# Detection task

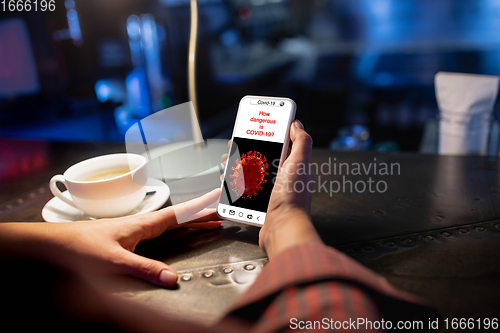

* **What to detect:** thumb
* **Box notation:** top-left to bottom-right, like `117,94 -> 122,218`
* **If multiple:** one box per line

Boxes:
118,250 -> 178,287
288,119 -> 312,164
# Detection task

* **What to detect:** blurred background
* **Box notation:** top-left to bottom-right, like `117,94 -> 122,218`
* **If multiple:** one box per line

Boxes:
2,0 -> 500,151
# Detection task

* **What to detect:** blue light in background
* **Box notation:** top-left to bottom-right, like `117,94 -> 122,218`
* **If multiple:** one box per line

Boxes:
65,0 -> 83,46
94,79 -> 127,103
126,69 -> 152,119
95,81 -> 111,103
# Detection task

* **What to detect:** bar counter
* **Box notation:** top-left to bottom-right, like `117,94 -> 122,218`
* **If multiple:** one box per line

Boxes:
1,138 -> 499,324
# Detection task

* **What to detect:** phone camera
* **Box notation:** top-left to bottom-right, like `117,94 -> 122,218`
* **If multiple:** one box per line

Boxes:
279,101 -> 285,106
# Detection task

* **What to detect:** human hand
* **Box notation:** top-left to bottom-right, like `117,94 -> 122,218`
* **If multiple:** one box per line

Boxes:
220,120 -> 322,259
0,189 -> 222,287
259,120 -> 322,258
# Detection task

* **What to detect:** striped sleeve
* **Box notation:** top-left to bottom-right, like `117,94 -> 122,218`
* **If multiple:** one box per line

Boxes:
224,243 -> 438,332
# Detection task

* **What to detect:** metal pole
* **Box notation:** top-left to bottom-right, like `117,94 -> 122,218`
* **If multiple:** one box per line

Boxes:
188,0 -> 203,146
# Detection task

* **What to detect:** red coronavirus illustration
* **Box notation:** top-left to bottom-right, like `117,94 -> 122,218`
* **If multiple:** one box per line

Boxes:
230,151 -> 269,199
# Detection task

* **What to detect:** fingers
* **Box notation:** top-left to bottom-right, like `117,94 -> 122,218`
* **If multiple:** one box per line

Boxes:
118,251 -> 178,287
139,189 -> 221,240
220,153 -> 228,182
171,188 -> 221,224
174,209 -> 222,229
288,120 -> 313,164
221,153 -> 228,167
181,221 -> 221,229
181,208 -> 219,223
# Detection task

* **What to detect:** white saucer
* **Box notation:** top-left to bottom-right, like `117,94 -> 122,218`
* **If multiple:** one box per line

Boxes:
42,178 -> 170,223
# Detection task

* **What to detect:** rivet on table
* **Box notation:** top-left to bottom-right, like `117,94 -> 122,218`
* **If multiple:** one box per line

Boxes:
244,264 -> 256,271
362,246 -> 374,252
459,229 -> 467,234
203,271 -> 213,278
425,235 -> 435,241
38,187 -> 46,193
475,227 -> 485,232
441,232 -> 451,237
345,249 -> 355,254
181,274 -> 192,282
403,239 -> 413,244
385,242 -> 395,247
495,224 -> 500,229
223,267 -> 233,274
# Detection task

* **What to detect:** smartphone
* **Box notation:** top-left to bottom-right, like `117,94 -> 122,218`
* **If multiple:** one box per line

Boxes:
217,95 -> 296,227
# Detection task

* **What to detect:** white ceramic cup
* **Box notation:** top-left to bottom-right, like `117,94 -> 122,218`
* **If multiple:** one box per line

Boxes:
49,154 -> 148,218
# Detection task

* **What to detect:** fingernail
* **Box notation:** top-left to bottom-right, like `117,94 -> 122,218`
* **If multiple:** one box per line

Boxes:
159,269 -> 178,285
294,120 -> 304,129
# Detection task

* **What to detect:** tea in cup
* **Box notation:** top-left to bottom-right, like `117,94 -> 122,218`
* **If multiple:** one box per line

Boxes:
49,153 -> 148,218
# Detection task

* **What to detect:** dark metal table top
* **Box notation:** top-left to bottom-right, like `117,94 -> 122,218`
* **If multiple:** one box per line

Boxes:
1,138 -> 499,324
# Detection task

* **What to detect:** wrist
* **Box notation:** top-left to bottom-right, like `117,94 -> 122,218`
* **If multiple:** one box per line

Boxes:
261,208 -> 323,259
0,222 -> 58,261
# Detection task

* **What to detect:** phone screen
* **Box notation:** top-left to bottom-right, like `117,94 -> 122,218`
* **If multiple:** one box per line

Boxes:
218,96 -> 295,226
